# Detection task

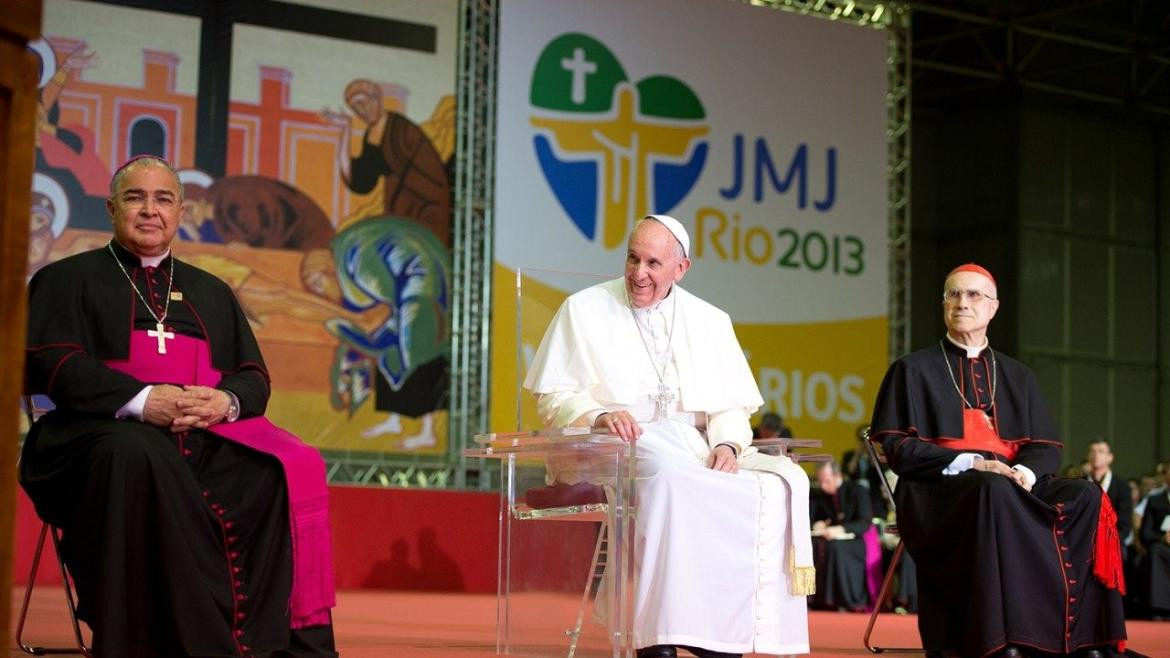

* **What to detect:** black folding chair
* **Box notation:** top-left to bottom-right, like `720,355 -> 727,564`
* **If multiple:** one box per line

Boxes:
15,395 -> 91,656
861,428 -> 919,654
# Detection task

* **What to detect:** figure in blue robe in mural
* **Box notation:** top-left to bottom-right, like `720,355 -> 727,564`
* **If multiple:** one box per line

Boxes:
325,216 -> 451,446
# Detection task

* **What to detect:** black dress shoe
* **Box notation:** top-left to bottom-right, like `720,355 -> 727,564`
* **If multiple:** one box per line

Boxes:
1080,649 -> 1107,658
1000,646 -> 1025,658
679,646 -> 742,658
637,646 -> 677,658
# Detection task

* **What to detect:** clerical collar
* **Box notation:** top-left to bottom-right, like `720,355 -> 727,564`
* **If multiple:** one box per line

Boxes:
139,251 -> 170,268
109,240 -> 171,269
945,333 -> 988,358
1094,470 -> 1113,491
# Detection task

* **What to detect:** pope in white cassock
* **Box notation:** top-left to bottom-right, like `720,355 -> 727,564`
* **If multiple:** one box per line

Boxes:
524,215 -> 813,658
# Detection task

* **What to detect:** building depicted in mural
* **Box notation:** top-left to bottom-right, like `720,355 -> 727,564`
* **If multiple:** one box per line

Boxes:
35,37 -> 198,231
36,37 -> 421,233
44,38 -> 197,169
225,66 -> 409,224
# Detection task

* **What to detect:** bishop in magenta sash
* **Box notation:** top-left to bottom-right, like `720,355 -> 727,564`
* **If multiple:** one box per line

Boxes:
21,156 -> 336,657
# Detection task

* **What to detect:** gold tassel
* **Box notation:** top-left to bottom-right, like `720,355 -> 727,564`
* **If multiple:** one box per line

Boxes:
788,546 -> 816,596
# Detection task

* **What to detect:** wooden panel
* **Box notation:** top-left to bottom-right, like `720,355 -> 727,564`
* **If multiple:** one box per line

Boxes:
1114,367 -> 1158,477
0,2 -> 43,656
1161,133 -> 1170,461
1027,355 -> 1066,441
1067,363 -> 1111,454
1067,116 -> 1111,236
1113,126 -> 1156,242
1019,231 -> 1065,351
1019,107 -> 1066,229
1114,246 -> 1156,364
1068,238 -> 1110,356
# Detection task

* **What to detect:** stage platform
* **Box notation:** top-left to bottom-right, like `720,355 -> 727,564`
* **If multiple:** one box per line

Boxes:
11,588 -> 1170,657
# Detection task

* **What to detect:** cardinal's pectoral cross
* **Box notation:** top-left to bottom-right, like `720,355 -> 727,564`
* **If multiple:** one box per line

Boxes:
653,382 -> 676,420
148,322 -> 174,354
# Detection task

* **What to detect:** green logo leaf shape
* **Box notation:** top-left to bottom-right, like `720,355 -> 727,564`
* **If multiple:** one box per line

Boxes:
531,33 -> 627,112
636,75 -> 705,120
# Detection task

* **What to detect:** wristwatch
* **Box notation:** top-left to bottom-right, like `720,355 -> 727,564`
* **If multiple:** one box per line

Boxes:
224,391 -> 241,423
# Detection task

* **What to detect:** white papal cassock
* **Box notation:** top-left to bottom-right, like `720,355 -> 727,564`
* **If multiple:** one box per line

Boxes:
525,278 -> 812,656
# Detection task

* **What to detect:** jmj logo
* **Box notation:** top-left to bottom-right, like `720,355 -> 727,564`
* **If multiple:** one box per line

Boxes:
529,33 -> 708,249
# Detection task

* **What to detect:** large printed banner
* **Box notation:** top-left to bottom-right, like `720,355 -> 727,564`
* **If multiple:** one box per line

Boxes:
29,0 -> 458,458
493,0 -> 890,456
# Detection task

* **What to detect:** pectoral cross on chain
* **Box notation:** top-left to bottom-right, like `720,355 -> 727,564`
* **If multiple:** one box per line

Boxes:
653,383 -> 676,420
148,322 -> 174,354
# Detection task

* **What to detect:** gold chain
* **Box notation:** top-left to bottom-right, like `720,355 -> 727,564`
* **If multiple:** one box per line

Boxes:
107,241 -> 174,326
939,340 -> 996,411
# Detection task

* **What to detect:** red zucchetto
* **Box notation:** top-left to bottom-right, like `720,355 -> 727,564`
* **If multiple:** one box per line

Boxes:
947,263 -> 996,287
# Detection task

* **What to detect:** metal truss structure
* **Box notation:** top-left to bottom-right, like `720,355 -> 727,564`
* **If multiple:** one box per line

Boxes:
449,0 -> 499,490
323,0 -> 499,490
888,6 -> 914,361
910,1 -> 1170,117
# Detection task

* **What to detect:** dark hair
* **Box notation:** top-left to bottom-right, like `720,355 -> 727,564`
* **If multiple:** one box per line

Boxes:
109,155 -> 182,201
1087,437 -> 1112,451
760,412 -> 782,432
817,460 -> 842,476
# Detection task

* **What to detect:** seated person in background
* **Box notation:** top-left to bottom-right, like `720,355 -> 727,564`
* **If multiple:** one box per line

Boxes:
1127,477 -> 1141,511
1137,466 -> 1170,620
868,263 -> 1125,658
809,460 -> 873,612
842,425 -> 889,519
1139,472 -> 1163,501
1135,461 -> 1170,543
756,410 -> 793,439
525,215 -> 813,658
21,156 -> 336,657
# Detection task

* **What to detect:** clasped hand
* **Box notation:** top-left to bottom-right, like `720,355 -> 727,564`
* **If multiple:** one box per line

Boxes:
143,385 -> 231,432
592,411 -> 738,473
811,520 -> 847,540
974,456 -> 1032,491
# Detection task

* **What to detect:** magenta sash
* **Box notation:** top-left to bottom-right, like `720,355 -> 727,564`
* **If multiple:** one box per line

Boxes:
105,331 -> 334,628
862,525 -> 882,611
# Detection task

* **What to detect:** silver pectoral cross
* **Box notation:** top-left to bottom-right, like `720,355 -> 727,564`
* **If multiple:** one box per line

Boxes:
654,383 -> 676,420
148,322 -> 174,354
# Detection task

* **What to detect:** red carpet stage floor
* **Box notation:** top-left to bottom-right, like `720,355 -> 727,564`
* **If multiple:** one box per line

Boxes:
11,588 -> 1170,657
11,487 -> 1170,656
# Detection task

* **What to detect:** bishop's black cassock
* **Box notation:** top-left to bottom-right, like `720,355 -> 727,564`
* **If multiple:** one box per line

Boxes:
808,479 -> 873,611
869,338 -> 1126,657
22,242 -> 335,657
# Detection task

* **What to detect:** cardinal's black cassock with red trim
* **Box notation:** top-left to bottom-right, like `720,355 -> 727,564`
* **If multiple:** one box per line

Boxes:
869,338 -> 1126,657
